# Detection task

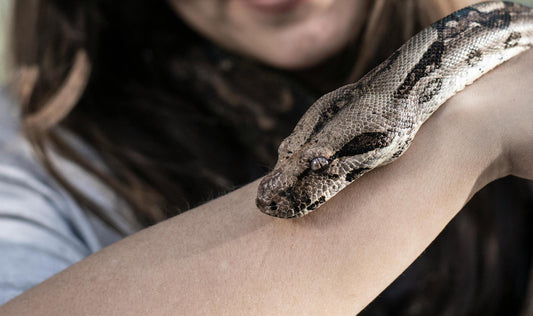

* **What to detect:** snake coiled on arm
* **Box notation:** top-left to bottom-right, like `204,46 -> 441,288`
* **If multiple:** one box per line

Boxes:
256,1 -> 533,218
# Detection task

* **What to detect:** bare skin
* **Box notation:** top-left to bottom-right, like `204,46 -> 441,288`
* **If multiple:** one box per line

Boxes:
1,43 -> 532,315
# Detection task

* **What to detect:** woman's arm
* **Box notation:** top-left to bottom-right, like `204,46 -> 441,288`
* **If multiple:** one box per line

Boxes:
1,49 -> 532,315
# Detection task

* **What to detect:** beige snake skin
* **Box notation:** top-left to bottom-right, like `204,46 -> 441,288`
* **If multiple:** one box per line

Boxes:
256,1 -> 533,218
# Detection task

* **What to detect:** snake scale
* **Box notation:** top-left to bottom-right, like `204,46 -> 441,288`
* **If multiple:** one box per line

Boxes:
256,1 -> 533,218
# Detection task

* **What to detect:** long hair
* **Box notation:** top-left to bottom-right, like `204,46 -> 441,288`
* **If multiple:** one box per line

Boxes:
10,0 -> 444,230
9,0 -> 533,314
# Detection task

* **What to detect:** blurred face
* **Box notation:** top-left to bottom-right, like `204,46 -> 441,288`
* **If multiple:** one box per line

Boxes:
169,0 -> 371,69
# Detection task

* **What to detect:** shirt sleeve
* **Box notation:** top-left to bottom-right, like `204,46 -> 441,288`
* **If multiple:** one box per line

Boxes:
0,90 -> 137,305
0,159 -> 92,305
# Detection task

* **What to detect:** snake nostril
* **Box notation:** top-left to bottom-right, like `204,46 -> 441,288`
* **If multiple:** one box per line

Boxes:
269,202 -> 278,211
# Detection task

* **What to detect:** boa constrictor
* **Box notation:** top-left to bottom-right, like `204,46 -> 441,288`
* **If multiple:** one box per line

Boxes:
256,1 -> 533,218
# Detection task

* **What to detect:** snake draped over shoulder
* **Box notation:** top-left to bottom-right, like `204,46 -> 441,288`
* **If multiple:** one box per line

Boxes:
256,1 -> 533,218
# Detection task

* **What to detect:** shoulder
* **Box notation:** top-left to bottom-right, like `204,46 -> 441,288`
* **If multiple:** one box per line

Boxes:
0,88 -> 138,304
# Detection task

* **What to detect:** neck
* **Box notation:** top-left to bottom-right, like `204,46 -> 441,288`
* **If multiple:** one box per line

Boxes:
291,39 -> 361,95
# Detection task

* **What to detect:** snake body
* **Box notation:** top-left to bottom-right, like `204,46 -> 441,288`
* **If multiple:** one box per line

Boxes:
256,1 -> 533,218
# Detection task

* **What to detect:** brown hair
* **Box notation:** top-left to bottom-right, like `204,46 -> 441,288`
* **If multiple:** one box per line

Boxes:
10,0 -> 447,231
13,0 -> 202,231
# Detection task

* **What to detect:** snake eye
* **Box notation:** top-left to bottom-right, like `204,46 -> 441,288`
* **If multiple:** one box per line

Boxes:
310,157 -> 329,171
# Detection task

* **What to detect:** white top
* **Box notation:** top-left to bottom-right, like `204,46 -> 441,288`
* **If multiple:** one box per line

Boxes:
0,89 -> 140,304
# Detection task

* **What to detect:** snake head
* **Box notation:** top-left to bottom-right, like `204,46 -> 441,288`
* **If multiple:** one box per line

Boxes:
256,129 -> 405,218
256,170 -> 334,219
256,146 -> 330,218
256,145 -> 380,218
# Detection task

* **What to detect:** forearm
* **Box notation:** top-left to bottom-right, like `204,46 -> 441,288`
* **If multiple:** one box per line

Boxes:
0,105 -> 497,316
2,50 -> 530,316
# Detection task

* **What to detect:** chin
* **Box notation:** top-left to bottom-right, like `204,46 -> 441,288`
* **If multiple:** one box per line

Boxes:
256,45 -> 342,70
173,0 -> 368,70
229,0 -> 367,70
253,30 -> 353,70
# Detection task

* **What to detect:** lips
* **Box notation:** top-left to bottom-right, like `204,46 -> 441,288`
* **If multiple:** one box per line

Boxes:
240,0 -> 307,14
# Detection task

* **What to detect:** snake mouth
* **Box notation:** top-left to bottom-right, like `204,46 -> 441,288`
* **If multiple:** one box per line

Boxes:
256,186 -> 312,218
256,195 -> 305,218
256,168 -> 302,218
256,180 -> 325,218
255,196 -> 278,215
256,197 -> 309,218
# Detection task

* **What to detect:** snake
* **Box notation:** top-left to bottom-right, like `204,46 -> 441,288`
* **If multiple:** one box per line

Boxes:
256,1 -> 533,218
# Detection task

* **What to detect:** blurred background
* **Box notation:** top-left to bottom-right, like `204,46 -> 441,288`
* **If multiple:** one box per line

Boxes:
0,0 -> 11,85
0,0 -> 532,85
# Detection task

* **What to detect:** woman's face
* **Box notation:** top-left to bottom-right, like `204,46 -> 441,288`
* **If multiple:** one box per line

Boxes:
169,0 -> 371,69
